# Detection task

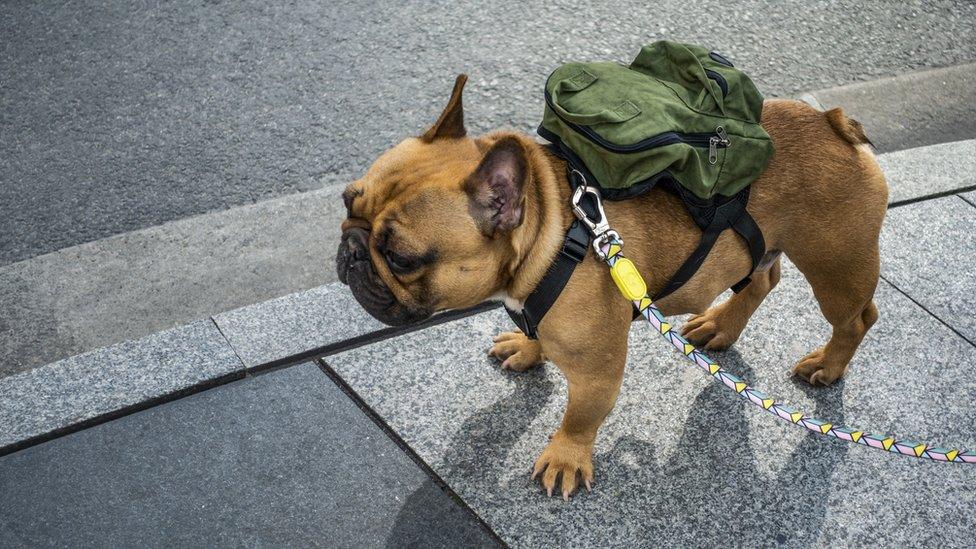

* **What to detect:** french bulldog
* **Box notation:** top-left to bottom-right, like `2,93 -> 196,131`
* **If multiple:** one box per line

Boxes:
336,74 -> 887,499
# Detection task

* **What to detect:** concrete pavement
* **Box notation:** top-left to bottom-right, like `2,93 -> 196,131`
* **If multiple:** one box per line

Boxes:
3,4 -> 976,541
3,0 -> 975,265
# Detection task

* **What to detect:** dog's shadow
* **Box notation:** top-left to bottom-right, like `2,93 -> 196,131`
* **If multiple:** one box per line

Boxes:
387,348 -> 847,546
606,348 -> 850,546
385,367 -> 555,548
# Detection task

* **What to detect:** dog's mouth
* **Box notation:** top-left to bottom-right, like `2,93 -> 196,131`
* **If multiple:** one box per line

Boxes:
336,228 -> 431,326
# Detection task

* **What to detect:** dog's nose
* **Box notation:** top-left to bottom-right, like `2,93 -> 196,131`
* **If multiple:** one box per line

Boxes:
336,226 -> 371,285
346,227 -> 370,262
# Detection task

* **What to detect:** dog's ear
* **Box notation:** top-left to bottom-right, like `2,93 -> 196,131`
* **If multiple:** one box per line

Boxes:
421,74 -> 467,142
464,136 -> 527,237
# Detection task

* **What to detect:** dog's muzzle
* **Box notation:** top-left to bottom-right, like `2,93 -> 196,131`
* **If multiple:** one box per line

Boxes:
336,227 -> 430,326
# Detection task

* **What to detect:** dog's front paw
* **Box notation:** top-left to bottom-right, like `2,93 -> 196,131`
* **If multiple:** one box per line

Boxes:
488,330 -> 544,372
532,433 -> 594,501
680,305 -> 745,351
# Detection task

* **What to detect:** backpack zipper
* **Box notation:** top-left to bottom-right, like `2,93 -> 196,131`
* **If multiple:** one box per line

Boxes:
544,89 -> 731,157
709,126 -> 731,165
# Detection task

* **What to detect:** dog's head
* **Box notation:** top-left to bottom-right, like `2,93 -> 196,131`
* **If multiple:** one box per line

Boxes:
336,75 -> 536,325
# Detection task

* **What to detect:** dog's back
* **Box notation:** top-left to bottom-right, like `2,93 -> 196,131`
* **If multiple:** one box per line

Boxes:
753,99 -> 888,243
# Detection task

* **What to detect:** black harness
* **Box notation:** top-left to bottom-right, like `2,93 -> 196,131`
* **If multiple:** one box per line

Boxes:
505,144 -> 766,339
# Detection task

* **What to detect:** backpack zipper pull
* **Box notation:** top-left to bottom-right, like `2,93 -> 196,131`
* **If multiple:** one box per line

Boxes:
708,126 -> 731,165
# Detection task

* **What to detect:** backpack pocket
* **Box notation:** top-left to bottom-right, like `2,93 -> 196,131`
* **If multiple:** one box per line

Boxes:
548,68 -> 641,126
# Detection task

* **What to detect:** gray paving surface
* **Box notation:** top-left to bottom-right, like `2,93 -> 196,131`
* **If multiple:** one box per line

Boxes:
328,260 -> 976,544
962,190 -> 976,207
0,320 -> 242,453
0,362 -> 499,548
213,282 -> 386,369
0,184 -> 345,375
878,139 -> 976,204
812,64 -> 976,153
881,195 -> 976,343
3,0 -> 976,265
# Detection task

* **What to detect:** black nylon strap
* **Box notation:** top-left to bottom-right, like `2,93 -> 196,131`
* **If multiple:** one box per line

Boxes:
653,218 -> 727,300
654,189 -> 765,301
728,209 -> 766,292
505,220 -> 589,339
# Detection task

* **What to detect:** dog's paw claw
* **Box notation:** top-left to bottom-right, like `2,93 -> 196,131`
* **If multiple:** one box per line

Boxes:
792,347 -> 845,386
532,435 -> 593,502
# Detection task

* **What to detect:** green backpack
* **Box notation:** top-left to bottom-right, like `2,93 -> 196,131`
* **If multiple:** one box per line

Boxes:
539,41 -> 773,200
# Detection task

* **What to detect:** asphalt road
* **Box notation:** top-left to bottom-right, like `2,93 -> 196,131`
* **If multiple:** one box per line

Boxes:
2,0 -> 975,266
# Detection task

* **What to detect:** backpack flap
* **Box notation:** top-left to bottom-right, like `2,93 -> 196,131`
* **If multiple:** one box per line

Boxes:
630,41 -> 728,115
629,41 -> 765,124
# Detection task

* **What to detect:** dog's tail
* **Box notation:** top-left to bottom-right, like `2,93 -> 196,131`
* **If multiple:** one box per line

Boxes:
824,107 -> 873,147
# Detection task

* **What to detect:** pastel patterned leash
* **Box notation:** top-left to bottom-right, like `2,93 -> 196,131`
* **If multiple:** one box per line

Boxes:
596,234 -> 976,463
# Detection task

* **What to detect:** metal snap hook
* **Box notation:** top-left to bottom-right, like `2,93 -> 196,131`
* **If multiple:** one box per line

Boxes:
569,177 -> 620,259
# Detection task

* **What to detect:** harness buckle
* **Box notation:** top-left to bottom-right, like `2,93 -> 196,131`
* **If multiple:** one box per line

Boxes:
570,173 -> 620,259
560,221 -> 590,262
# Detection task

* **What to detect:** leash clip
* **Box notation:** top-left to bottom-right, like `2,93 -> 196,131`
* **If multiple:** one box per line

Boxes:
570,173 -> 619,259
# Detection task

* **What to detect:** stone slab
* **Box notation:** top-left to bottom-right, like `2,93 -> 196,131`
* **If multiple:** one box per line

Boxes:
214,281 -> 496,370
962,190 -> 976,208
0,362 -> 499,548
879,139 -> 976,204
0,181 -> 349,379
880,195 -> 976,344
0,320 -> 243,454
212,282 -> 388,369
328,261 -> 976,547
810,63 -> 976,153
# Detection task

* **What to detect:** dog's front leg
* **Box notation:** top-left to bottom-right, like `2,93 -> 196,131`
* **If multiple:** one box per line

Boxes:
532,339 -> 626,500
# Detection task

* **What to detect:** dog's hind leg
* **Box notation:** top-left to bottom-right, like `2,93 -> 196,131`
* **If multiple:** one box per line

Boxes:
766,107 -> 887,386
681,255 -> 782,350
789,247 -> 880,386
783,217 -> 882,386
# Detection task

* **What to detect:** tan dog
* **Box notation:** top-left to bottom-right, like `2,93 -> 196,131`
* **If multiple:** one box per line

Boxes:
336,74 -> 887,499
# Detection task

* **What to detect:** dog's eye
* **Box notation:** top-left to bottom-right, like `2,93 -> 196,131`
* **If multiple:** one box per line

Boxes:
384,250 -> 416,274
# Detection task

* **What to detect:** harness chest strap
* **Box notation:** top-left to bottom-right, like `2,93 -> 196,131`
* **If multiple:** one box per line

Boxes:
505,220 -> 589,338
